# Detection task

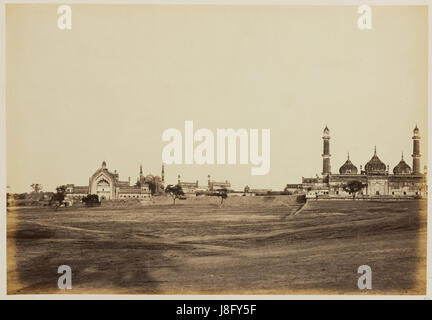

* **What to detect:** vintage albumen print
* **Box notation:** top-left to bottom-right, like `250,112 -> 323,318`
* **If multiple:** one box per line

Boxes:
5,4 -> 428,295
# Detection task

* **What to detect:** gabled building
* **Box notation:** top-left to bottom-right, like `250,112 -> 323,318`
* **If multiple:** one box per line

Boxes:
66,161 -> 163,201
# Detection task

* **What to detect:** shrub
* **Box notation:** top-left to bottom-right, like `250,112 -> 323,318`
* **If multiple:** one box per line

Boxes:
82,194 -> 101,207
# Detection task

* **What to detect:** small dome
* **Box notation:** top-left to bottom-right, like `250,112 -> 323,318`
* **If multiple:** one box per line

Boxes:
339,153 -> 358,174
365,147 -> 386,175
102,161 -> 107,168
393,153 -> 411,175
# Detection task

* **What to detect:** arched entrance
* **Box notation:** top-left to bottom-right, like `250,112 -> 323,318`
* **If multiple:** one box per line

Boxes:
96,178 -> 111,200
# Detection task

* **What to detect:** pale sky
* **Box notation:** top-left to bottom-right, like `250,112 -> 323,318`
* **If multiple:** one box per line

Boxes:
6,5 -> 428,193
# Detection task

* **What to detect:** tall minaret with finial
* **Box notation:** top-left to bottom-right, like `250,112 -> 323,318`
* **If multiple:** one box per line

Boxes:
412,125 -> 421,174
161,164 -> 165,184
322,125 -> 331,176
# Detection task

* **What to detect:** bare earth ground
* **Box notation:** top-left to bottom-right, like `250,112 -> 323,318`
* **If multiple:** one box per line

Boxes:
7,196 -> 427,294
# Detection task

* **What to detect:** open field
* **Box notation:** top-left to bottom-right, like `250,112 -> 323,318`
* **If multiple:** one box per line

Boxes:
7,196 -> 427,294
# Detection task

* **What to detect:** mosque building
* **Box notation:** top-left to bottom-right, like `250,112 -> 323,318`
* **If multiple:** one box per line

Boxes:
287,126 -> 427,198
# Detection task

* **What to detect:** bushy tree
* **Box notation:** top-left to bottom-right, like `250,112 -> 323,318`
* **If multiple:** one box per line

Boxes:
165,184 -> 185,205
30,183 -> 42,193
214,188 -> 228,205
342,180 -> 365,199
82,194 -> 101,207
49,185 -> 67,210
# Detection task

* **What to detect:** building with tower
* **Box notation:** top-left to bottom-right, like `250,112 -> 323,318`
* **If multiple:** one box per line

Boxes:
298,126 -> 427,198
207,174 -> 232,191
65,161 -> 166,201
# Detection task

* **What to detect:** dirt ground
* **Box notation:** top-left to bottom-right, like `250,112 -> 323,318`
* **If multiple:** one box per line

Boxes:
7,196 -> 427,295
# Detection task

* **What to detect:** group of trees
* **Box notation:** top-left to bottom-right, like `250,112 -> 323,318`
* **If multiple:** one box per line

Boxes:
46,185 -> 100,209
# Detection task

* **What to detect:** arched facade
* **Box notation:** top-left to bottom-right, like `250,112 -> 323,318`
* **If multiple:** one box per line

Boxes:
66,161 -> 159,201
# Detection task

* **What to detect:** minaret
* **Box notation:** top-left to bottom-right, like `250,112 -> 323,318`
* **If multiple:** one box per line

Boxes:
161,164 -> 165,184
139,164 -> 143,179
177,174 -> 181,184
412,125 -> 421,174
322,126 -> 331,176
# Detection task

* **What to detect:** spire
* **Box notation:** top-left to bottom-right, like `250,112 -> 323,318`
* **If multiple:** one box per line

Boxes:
140,164 -> 143,175
323,125 -> 330,135
347,152 -> 350,160
401,151 -> 404,160
374,145 -> 377,155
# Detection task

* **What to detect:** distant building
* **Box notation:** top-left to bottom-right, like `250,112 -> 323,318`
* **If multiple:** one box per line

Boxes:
175,174 -> 232,194
207,175 -> 231,191
65,161 -> 165,201
177,175 -> 199,194
284,184 -> 303,194
298,126 -> 427,198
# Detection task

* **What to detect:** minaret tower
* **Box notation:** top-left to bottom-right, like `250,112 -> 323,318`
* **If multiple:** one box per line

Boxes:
322,125 -> 331,176
412,125 -> 421,174
161,164 -> 165,184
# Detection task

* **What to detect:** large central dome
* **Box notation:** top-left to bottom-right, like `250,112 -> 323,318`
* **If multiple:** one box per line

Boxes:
365,147 -> 387,175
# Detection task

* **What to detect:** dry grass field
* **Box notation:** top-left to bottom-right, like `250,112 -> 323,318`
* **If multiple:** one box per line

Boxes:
7,196 -> 427,295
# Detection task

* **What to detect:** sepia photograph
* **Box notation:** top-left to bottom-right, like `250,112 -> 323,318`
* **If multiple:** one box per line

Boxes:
2,2 -> 430,297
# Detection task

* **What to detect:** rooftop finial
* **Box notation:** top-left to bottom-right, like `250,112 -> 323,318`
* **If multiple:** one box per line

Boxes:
401,151 -> 404,160
374,145 -> 377,155
347,152 -> 350,160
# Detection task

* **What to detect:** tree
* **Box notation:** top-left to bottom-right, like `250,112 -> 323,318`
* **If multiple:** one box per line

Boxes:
137,179 -> 158,195
30,183 -> 42,193
49,185 -> 67,210
165,184 -> 185,205
215,188 -> 228,205
30,183 -> 44,201
342,180 -> 365,199
82,194 -> 101,207
147,181 -> 157,195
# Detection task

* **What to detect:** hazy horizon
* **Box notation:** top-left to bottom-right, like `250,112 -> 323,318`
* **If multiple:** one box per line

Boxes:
6,5 -> 428,193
